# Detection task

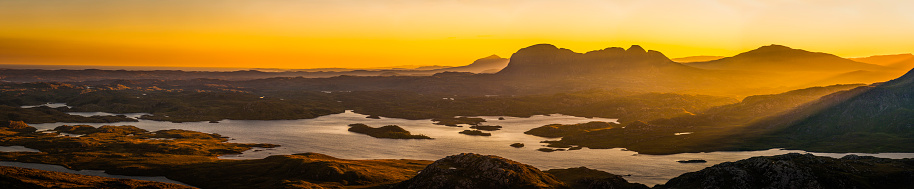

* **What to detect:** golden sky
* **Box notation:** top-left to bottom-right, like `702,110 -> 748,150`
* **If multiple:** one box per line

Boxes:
1,0 -> 913,69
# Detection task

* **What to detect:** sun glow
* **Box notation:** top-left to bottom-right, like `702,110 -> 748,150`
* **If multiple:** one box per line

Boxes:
2,0 -> 913,69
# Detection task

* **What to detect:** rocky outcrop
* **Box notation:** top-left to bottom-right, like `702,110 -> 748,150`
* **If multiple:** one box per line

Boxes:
545,167 -> 649,189
656,153 -> 914,189
397,153 -> 566,189
2,120 -> 36,133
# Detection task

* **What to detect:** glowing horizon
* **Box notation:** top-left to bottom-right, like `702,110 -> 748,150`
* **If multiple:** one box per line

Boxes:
2,0 -> 913,69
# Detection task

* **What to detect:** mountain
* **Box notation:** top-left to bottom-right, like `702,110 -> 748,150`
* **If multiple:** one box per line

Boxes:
492,44 -> 744,94
745,66 -> 914,152
671,55 -> 725,63
497,44 -> 694,76
686,45 -> 885,72
850,53 -> 914,66
432,55 -> 509,73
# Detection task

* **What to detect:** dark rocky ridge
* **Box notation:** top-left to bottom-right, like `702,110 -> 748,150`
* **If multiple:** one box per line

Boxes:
545,167 -> 649,189
656,153 -> 914,189
397,153 -> 567,189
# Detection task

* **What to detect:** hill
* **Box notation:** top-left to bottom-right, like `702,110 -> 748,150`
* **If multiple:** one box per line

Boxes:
686,45 -> 885,72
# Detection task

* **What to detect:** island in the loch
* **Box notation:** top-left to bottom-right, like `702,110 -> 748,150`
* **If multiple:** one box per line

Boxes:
458,130 -> 492,136
347,123 -> 433,139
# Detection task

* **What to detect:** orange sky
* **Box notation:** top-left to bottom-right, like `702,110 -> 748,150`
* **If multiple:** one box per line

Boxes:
1,0 -> 913,69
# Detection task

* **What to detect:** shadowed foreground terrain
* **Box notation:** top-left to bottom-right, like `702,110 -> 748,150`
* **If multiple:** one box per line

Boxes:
0,166 -> 194,189
655,153 -> 914,189
0,123 -> 430,188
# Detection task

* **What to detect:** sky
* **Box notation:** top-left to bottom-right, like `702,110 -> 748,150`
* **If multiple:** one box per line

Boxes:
1,0 -> 913,69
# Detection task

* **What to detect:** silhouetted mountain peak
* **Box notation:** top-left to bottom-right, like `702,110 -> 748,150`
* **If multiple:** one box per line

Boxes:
739,44 -> 809,56
757,44 -> 792,51
687,44 -> 884,72
521,43 -> 561,52
646,50 -> 668,59
480,54 -> 502,59
498,44 -> 689,78
627,45 -> 647,54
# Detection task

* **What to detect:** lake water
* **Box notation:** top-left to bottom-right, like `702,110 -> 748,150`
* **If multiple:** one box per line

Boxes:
22,110 -> 914,186
20,102 -> 70,109
0,146 -> 40,152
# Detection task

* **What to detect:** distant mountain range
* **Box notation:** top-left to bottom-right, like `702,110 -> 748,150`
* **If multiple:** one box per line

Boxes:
1,43 -> 912,97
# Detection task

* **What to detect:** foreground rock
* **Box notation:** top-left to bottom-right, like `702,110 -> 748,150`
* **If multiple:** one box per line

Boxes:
347,123 -> 432,139
545,167 -> 649,189
397,153 -> 566,189
0,166 -> 193,189
3,120 -> 36,133
171,153 -> 431,189
656,153 -> 914,189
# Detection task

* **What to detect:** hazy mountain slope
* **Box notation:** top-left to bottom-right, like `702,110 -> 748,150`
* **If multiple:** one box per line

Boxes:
802,70 -> 907,87
745,67 -> 914,152
850,53 -> 914,66
687,45 -> 885,72
545,84 -> 864,154
671,55 -> 724,63
433,55 -> 508,73
850,53 -> 914,72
